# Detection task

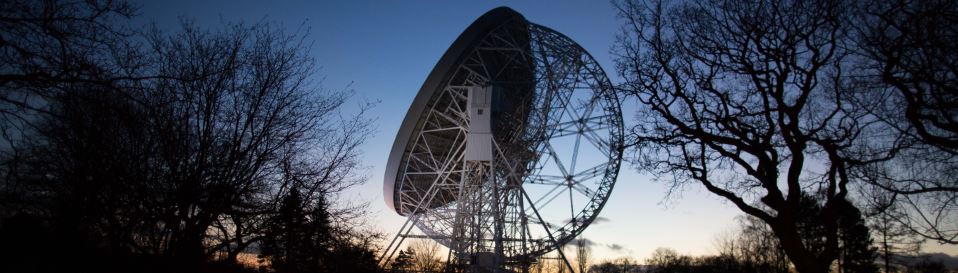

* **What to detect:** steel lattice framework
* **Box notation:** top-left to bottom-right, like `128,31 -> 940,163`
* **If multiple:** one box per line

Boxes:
381,7 -> 623,272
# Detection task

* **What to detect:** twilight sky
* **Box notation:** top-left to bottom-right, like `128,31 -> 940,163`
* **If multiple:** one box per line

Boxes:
132,0 -> 956,262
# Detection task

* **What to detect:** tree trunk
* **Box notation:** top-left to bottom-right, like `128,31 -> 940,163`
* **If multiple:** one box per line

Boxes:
771,222 -> 833,273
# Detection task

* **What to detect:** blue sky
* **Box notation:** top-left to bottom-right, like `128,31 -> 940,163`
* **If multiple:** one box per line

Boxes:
131,0 -> 956,262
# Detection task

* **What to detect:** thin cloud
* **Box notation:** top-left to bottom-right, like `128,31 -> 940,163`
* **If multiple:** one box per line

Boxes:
564,238 -> 596,249
564,238 -> 628,254
563,216 -> 611,225
607,243 -> 627,252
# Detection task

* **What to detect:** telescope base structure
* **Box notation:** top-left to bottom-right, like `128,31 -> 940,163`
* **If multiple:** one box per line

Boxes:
381,159 -> 575,273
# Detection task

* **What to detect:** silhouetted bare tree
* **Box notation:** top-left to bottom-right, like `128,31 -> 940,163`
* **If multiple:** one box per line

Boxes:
856,0 -> 958,152
613,0 -> 867,272
576,238 -> 592,273
864,191 -> 923,273
137,20 -> 367,263
646,248 -> 692,273
851,0 -> 958,245
0,1 -> 378,272
408,240 -> 443,273
614,0 -> 958,268
716,215 -> 789,273
0,0 -> 138,136
0,0 -> 140,216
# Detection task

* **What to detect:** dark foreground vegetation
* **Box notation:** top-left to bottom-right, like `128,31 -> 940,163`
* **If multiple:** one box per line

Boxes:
0,0 -> 380,272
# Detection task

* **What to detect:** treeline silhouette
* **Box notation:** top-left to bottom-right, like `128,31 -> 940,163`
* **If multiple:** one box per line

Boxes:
590,249 -> 952,273
588,205 -> 950,273
586,196 -> 882,273
386,241 -> 445,273
0,1 -> 380,272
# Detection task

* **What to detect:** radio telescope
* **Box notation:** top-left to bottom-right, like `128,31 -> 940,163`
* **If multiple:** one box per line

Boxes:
381,7 -> 623,272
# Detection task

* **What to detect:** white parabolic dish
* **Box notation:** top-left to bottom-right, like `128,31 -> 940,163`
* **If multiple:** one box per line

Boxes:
383,7 -> 624,258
